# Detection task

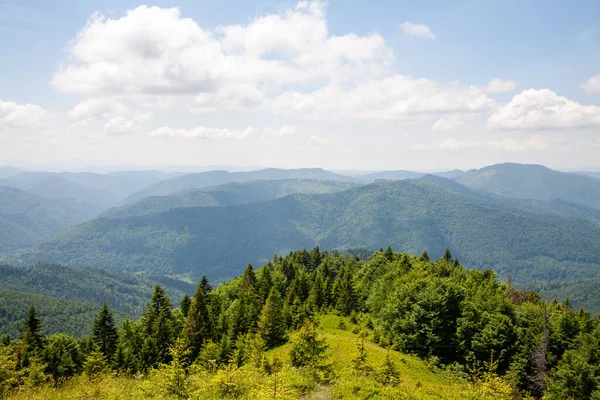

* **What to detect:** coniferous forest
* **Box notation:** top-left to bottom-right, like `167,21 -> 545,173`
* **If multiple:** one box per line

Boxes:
1,248 -> 598,399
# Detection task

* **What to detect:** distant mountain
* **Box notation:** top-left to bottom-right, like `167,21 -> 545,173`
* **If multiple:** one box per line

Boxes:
0,263 -> 193,317
0,166 -> 23,178
123,168 -> 357,204
11,180 -> 600,284
456,163 -> 600,210
360,169 -> 464,183
574,171 -> 600,180
0,186 -> 102,253
102,179 -> 356,219
0,173 -> 116,210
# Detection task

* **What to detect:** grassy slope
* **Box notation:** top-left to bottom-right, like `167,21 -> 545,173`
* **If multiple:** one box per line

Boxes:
9,314 -> 505,400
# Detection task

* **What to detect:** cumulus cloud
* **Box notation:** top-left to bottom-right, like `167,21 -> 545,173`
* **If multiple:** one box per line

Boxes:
488,89 -> 600,129
69,98 -> 128,120
484,78 -> 518,93
148,125 -> 296,140
51,3 -> 392,107
273,76 -> 496,120
581,74 -> 600,93
400,22 -> 436,39
0,99 -> 51,129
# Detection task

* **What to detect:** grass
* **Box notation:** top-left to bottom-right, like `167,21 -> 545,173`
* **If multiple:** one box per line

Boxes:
5,314 -> 517,400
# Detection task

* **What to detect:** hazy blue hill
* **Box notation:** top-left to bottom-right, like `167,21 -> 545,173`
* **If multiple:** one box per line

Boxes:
0,173 -> 116,210
0,263 -> 193,317
11,180 -> 600,284
417,174 -> 600,223
574,171 -> 600,180
123,168 -> 357,204
0,186 -> 103,253
101,179 -> 356,219
360,170 -> 424,182
0,290 -> 127,338
57,171 -> 164,202
0,166 -> 23,178
456,163 -> 600,210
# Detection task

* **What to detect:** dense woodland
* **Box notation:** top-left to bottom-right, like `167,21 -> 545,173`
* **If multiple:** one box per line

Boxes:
1,248 -> 599,399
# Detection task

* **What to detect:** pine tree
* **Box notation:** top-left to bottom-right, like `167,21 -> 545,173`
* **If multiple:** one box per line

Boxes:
142,285 -> 174,366
442,248 -> 453,263
92,303 -> 119,361
352,330 -> 368,372
332,267 -> 357,316
380,347 -> 399,386
258,288 -> 286,348
199,275 -> 212,295
183,278 -> 212,361
180,294 -> 191,318
22,305 -> 44,355
290,321 -> 329,369
421,251 -> 430,262
258,267 -> 273,302
384,246 -> 394,261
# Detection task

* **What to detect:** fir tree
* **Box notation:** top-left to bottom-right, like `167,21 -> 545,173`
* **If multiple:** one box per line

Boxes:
257,288 -> 286,348
92,303 -> 119,361
180,293 -> 191,318
22,305 -> 45,355
290,321 -> 328,369
421,251 -> 430,262
183,278 -> 212,361
384,246 -> 394,261
332,267 -> 357,316
442,248 -> 453,263
142,285 -> 174,366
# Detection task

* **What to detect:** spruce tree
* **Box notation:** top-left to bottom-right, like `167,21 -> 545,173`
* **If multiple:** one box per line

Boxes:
442,248 -> 453,263
258,288 -> 286,348
180,293 -> 191,318
421,251 -> 430,262
92,303 -> 119,361
142,285 -> 174,365
22,305 -> 44,355
332,267 -> 357,316
183,279 -> 212,361
290,321 -> 328,369
384,246 -> 394,261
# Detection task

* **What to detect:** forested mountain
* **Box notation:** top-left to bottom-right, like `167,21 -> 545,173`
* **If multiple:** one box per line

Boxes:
456,163 -> 600,210
10,179 -> 600,284
102,179 -> 356,219
575,171 -> 600,180
0,264 -> 193,317
0,174 -> 116,210
359,169 -> 464,182
123,168 -> 356,204
0,166 -> 23,179
0,186 -> 102,253
3,249 -> 598,399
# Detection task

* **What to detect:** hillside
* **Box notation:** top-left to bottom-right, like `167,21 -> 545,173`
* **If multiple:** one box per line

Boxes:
0,263 -> 193,317
101,179 -> 356,219
2,249 -> 594,399
10,179 -> 600,284
0,186 -> 102,253
0,290 -> 127,338
456,163 -> 600,210
123,168 -> 356,204
0,173 -> 116,210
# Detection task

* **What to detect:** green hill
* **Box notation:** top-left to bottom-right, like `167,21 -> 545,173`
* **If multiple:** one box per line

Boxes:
101,179 -> 356,219
10,180 -> 600,284
123,168 -> 357,204
0,186 -> 103,253
456,163 -> 600,210
0,290 -> 127,338
0,263 -> 193,317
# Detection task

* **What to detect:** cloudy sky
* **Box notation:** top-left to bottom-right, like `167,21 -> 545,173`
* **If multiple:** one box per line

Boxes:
1,0 -> 599,171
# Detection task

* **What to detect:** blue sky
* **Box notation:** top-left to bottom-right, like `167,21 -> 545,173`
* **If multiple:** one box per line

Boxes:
0,0 -> 599,171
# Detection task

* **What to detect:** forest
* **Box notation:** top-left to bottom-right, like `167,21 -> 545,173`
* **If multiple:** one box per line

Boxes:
1,248 -> 598,399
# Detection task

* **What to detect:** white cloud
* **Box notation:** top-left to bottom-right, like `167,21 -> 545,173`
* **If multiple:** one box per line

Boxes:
432,114 -> 467,131
69,98 -> 128,120
0,99 -> 51,129
400,22 -> 436,39
488,89 -> 600,129
484,78 -> 518,93
273,76 -> 496,120
434,135 -> 548,151
581,74 -> 600,93
104,116 -> 135,134
148,125 -> 296,140
307,135 -> 330,145
51,3 -> 392,110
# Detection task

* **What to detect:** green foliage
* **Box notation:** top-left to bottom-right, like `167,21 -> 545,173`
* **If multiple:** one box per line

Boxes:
42,333 -> 82,383
290,321 -> 329,371
82,350 -> 108,377
92,303 -> 118,361
257,287 -> 286,348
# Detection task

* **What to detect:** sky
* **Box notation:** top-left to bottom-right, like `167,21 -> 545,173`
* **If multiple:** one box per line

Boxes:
0,0 -> 599,172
